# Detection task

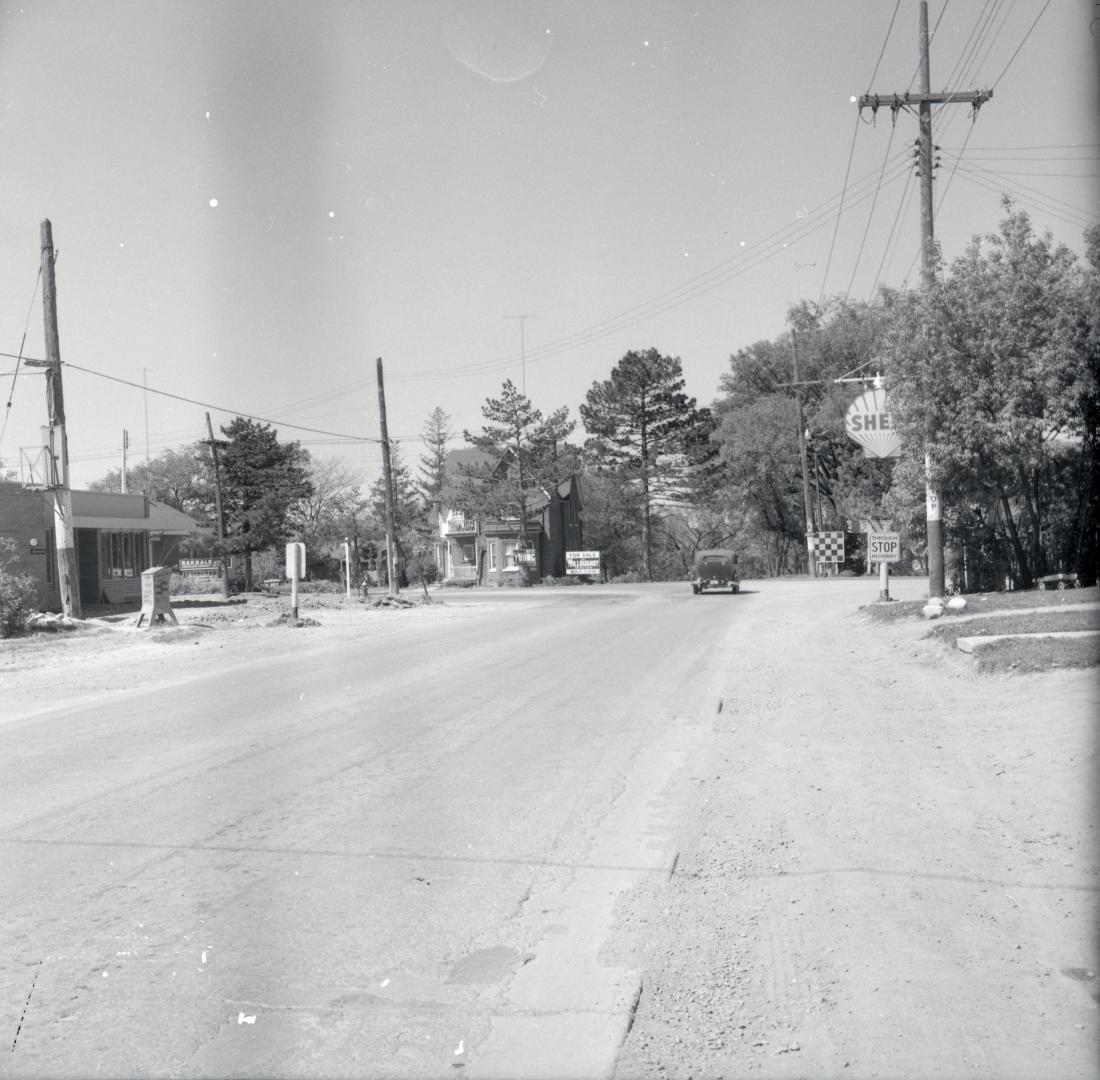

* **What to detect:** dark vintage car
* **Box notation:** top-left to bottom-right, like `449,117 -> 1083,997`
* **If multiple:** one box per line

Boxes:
691,549 -> 740,594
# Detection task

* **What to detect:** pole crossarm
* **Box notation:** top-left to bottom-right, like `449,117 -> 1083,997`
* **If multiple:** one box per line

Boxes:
858,90 -> 992,113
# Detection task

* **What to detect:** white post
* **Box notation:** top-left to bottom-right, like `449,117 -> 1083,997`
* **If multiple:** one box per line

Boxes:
286,542 -> 304,620
344,537 -> 351,600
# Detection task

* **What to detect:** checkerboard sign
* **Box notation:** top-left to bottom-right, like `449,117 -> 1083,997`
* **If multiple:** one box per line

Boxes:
811,531 -> 846,563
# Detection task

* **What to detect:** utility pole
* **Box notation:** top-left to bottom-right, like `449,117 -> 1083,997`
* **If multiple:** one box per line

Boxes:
504,314 -> 533,396
376,357 -> 398,597
204,412 -> 231,599
792,332 -> 817,578
859,0 -> 992,599
28,220 -> 81,617
121,429 -> 128,493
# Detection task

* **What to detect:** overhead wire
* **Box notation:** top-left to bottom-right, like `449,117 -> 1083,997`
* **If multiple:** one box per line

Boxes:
846,121 -> 899,296
817,111 -> 863,305
991,0 -> 1053,86
867,167 -> 917,299
390,151 -> 915,383
0,266 -> 44,451
59,361 -> 384,445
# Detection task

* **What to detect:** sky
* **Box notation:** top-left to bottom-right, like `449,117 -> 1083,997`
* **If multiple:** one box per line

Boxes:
1,0 -> 1097,491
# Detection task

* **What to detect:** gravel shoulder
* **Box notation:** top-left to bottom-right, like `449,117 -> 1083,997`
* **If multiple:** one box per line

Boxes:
608,580 -> 1098,1079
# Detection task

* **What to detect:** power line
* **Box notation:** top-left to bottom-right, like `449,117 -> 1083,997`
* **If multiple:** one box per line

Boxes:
846,122 -> 899,296
867,0 -> 904,91
390,152 -> 914,383
817,112 -> 863,304
867,164 -> 917,299
992,0 -> 1053,86
0,267 -> 43,449
60,361 -> 385,444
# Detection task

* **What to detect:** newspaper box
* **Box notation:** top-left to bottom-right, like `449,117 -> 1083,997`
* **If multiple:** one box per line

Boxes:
134,566 -> 178,629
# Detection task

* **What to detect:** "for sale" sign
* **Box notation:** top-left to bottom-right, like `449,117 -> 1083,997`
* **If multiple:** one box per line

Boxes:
565,550 -> 601,576
867,531 -> 900,563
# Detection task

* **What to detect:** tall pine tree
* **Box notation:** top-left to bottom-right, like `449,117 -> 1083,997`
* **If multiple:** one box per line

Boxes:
459,380 -> 576,582
418,406 -> 452,506
219,418 -> 313,589
580,349 -> 707,580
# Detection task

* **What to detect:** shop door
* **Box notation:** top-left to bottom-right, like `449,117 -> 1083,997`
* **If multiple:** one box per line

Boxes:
76,528 -> 100,607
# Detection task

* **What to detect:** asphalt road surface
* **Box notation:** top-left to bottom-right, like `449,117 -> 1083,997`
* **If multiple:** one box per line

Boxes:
1,579 -> 1095,1079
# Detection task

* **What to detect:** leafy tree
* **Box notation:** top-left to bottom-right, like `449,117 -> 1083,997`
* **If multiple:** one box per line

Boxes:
368,443 -> 435,590
418,406 -> 452,506
459,380 -> 577,583
296,456 -> 369,580
219,418 -> 313,589
89,443 -> 215,525
712,297 -> 899,575
574,460 -> 644,580
885,205 -> 1094,588
0,536 -> 40,636
580,348 -> 709,580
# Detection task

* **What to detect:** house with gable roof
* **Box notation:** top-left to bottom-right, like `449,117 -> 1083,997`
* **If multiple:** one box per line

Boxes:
0,479 -> 208,610
432,448 -> 583,586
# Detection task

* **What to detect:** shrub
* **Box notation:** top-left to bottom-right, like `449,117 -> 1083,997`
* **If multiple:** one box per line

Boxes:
0,537 -> 41,638
609,571 -> 643,584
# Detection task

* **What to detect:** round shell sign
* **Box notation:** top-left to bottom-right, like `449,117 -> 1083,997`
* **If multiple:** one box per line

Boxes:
845,387 -> 901,459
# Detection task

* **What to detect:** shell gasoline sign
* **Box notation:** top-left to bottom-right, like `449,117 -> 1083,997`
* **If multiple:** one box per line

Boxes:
845,387 -> 901,459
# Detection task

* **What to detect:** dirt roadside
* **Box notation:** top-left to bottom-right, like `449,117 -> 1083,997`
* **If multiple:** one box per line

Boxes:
0,591 -> 500,719
608,580 -> 1098,1079
2,582 -> 1096,1079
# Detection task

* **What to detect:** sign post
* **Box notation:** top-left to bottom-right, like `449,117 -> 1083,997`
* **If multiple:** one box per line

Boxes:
343,537 -> 352,600
286,542 -> 306,620
866,529 -> 900,601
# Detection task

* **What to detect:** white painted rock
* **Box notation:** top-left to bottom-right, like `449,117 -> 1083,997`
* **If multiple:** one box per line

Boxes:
946,596 -> 967,611
922,601 -> 945,619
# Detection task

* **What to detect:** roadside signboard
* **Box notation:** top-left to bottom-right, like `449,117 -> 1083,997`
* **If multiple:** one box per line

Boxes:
845,387 -> 901,458
811,532 -> 845,564
565,550 -> 601,576
179,558 -> 220,574
867,530 -> 901,563
285,542 -> 306,579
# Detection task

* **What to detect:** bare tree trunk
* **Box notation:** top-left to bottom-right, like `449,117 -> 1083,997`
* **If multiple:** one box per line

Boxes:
999,490 -> 1032,587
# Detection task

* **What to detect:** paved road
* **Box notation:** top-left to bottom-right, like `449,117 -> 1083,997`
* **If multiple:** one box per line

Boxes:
1,582 -> 755,1078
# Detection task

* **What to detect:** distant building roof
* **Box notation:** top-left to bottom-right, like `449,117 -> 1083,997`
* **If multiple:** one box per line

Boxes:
63,489 -> 206,534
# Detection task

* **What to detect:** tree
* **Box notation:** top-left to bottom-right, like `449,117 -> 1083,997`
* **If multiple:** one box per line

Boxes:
418,406 -> 452,506
459,380 -> 576,583
580,349 -> 708,580
885,205 -> 1095,588
219,418 -> 313,589
296,456 -> 369,581
712,297 -> 898,575
89,444 -> 215,525
368,443 -> 434,590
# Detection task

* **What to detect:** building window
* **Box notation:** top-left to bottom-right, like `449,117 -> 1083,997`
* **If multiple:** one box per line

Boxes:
99,530 -> 149,581
488,541 -> 498,571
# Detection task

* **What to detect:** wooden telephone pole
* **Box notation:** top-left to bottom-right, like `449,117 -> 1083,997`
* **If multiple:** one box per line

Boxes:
204,412 -> 231,599
26,220 -> 81,617
376,357 -> 398,596
792,332 -> 818,577
859,0 -> 992,598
